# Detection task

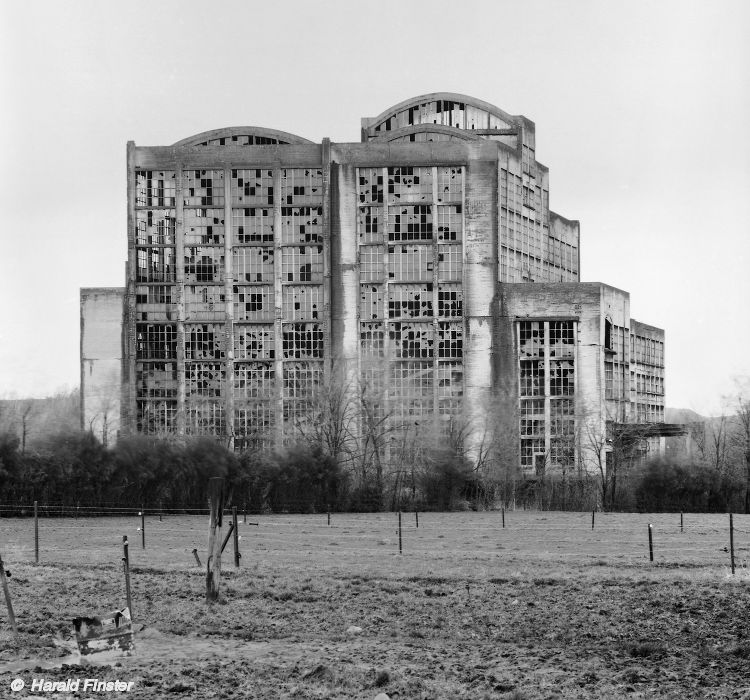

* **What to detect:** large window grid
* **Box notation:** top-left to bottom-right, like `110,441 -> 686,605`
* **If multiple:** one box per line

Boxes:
281,245 -> 323,283
387,166 -> 433,204
234,325 -> 274,360
234,286 -> 273,322
234,247 -> 274,283
437,245 -> 462,281
184,209 -> 225,245
280,207 -> 323,244
436,206 -> 462,241
360,284 -> 385,320
185,323 -> 225,360
136,247 -> 175,283
183,170 -> 225,206
234,363 -> 275,400
233,208 -> 274,244
360,246 -> 386,282
137,400 -> 177,434
436,167 -> 463,202
282,323 -> 324,359
438,322 -> 463,359
438,285 -> 462,317
135,171 -> 176,207
184,247 -> 224,283
185,363 -> 225,398
282,286 -> 321,320
136,210 -> 175,245
185,285 -> 225,321
136,362 -> 178,398
388,205 -> 433,241
231,169 -> 273,206
136,323 -> 177,360
186,402 -> 225,436
280,169 -> 323,206
389,322 -> 434,359
388,245 -> 433,281
388,284 -> 433,318
282,362 -> 322,399
358,206 -> 384,244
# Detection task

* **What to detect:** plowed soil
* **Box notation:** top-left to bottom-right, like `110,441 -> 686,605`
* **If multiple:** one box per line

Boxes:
1,512 -> 749,698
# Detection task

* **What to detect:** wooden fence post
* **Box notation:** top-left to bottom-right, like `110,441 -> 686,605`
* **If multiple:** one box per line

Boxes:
398,511 -> 402,555
140,506 -> 145,549
232,507 -> 240,567
648,523 -> 654,562
206,478 -> 225,602
34,500 -> 39,564
122,535 -> 132,617
0,555 -> 18,641
730,513 -> 735,575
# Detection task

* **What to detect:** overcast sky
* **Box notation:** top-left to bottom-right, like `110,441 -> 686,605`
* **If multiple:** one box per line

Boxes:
1,0 -> 748,415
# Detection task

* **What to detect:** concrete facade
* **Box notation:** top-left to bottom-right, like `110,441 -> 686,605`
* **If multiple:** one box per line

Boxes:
80,287 -> 124,445
82,93 -> 668,476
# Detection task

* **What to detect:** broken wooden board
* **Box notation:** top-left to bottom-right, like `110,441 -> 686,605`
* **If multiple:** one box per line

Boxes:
73,607 -> 135,658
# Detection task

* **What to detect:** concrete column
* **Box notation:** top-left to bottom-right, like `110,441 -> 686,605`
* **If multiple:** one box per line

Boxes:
223,168 -> 234,450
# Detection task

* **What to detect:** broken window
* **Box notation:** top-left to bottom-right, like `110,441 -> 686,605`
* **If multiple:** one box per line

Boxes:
436,205 -> 462,241
184,209 -> 225,245
136,210 -> 175,245
360,284 -> 385,320
232,208 -> 274,244
136,246 -> 175,283
135,285 -> 174,321
185,285 -> 225,321
358,168 -> 384,204
135,171 -> 176,207
184,323 -> 225,360
281,245 -> 323,282
183,169 -> 225,206
136,323 -> 177,360
231,169 -> 274,206
233,285 -> 273,321
282,286 -> 321,321
360,322 -> 385,357
437,362 -> 463,398
390,362 -> 433,399
519,321 -> 544,358
520,438 -> 545,471
184,246 -> 224,283
136,400 -> 177,434
549,360 -> 574,396
388,244 -> 433,281
521,398 -> 545,434
136,362 -> 177,398
388,205 -> 433,241
235,404 -> 274,438
436,167 -> 463,203
282,323 -> 324,359
388,284 -> 433,318
387,167 -> 433,204
549,321 -> 575,358
389,321 -> 434,359
519,359 -> 544,397
437,245 -> 461,282
358,206 -> 384,244
234,324 -> 274,360
279,169 -> 323,206
437,285 -> 462,317
186,401 -> 225,436
438,322 -> 463,359
185,363 -> 225,398
282,362 -> 322,399
234,363 -> 274,399
281,207 -> 324,244
234,247 -> 274,283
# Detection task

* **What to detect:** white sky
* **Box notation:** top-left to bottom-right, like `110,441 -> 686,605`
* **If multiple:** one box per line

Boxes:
1,0 -> 748,415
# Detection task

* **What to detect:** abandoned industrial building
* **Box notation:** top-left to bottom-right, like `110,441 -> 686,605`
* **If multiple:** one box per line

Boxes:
81,92 -> 675,476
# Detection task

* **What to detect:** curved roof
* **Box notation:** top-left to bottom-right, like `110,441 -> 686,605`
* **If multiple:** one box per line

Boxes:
172,126 -> 314,147
370,124 -> 483,143
363,92 -> 527,138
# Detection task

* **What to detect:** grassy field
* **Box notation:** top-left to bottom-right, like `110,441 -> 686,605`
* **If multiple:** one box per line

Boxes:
1,511 -> 749,698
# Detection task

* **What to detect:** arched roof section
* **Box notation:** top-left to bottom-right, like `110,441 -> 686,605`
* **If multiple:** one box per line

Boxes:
372,124 -> 483,143
172,126 -> 314,147
362,93 -> 530,142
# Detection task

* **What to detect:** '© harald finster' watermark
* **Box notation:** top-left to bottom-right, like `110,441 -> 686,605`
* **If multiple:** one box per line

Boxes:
10,677 -> 135,692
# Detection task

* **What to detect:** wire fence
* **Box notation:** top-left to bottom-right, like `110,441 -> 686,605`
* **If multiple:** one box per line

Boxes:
1,508 -> 748,575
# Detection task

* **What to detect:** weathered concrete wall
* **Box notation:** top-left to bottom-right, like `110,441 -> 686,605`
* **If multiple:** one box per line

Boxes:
81,288 -> 124,445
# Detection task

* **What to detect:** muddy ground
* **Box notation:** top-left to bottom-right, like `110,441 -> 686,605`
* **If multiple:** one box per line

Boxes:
1,512 -> 749,699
